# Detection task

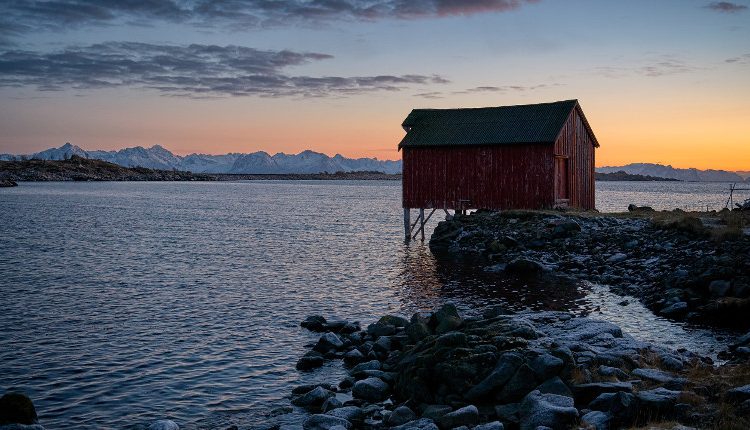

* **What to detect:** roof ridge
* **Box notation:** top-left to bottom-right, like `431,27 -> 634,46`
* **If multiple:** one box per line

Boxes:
410,99 -> 578,113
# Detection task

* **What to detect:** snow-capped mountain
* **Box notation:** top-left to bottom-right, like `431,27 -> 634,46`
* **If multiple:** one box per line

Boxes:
30,142 -> 91,160
597,163 -> 744,182
4,143 -> 403,174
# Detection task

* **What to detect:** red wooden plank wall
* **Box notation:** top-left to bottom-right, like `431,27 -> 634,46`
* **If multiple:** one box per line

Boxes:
553,107 -> 596,210
402,144 -> 555,210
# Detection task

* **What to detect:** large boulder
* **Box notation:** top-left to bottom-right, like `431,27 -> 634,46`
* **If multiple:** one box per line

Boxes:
529,353 -> 564,381
301,315 -> 327,331
430,304 -> 463,334
291,387 -> 335,409
505,258 -> 552,276
325,406 -> 364,423
314,333 -> 344,353
303,414 -> 352,430
465,352 -> 524,401
296,351 -> 325,370
391,418 -> 438,430
352,378 -> 389,402
519,391 -> 578,430
0,393 -> 37,425
436,405 -> 479,430
148,420 -> 179,430
387,406 -> 417,426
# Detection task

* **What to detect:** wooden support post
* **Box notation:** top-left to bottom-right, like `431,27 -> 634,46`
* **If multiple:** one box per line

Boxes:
419,208 -> 425,241
403,208 -> 411,243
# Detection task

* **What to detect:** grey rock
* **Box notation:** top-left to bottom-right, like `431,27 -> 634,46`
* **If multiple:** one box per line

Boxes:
606,253 -> 627,263
474,421 -> 504,430
436,405 -> 479,430
301,315 -> 327,331
587,391 -> 635,425
390,418 -> 439,430
635,387 -> 681,414
322,397 -> 342,412
387,406 -> 417,426
292,384 -> 333,395
727,384 -> 750,403
352,377 -> 389,402
572,382 -> 632,406
326,406 -> 364,423
373,336 -> 392,353
343,349 -> 365,366
406,321 -> 431,343
709,280 -> 732,297
314,332 -> 344,353
292,387 -> 335,409
506,258 -> 552,275
0,393 -> 37,426
519,390 -> 578,430
148,420 -> 179,430
421,405 -> 452,421
631,368 -> 686,389
303,414 -> 352,430
496,363 -> 538,403
597,366 -> 628,380
580,411 -> 610,430
367,322 -> 396,337
378,315 -> 410,328
430,303 -> 463,334
494,403 -> 520,424
297,351 -> 325,370
529,353 -> 564,381
535,377 -> 572,398
350,360 -> 381,374
435,332 -> 467,348
660,302 -> 688,317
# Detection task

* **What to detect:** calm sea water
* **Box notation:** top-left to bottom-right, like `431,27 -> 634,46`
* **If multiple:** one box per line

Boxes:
0,181 -> 740,429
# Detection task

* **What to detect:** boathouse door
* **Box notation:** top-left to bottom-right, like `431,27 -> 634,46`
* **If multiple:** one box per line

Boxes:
555,156 -> 570,205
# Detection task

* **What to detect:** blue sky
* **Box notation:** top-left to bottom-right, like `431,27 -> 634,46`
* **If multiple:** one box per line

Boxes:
1,0 -> 748,169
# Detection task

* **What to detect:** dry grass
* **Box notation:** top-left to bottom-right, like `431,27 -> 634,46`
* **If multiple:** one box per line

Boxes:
626,420 -> 682,430
570,366 -> 590,384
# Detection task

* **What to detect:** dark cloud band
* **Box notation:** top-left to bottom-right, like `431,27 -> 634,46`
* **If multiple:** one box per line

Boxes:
0,0 -> 540,39
0,42 -> 448,97
705,2 -> 748,13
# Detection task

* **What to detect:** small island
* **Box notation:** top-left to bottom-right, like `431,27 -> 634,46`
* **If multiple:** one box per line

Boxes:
594,171 -> 679,182
0,156 -> 402,182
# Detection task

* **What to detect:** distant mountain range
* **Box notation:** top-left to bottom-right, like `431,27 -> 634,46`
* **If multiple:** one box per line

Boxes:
596,163 -> 749,182
0,143 -> 402,174
1,144 -> 747,181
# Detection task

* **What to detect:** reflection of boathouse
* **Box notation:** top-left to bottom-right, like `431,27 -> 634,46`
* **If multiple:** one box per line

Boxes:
399,100 -> 599,240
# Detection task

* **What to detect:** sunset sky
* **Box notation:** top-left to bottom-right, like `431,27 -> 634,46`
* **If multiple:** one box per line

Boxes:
0,0 -> 748,170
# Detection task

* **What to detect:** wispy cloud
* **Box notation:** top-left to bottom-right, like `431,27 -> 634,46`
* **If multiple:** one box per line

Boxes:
0,1 -> 541,40
726,53 -> 750,63
452,84 -> 553,94
0,42 -> 448,98
595,56 -> 699,78
414,82 -> 556,99
705,2 -> 748,13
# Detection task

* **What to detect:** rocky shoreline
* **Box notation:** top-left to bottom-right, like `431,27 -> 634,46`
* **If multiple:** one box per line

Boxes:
429,209 -> 750,331
285,306 -> 750,430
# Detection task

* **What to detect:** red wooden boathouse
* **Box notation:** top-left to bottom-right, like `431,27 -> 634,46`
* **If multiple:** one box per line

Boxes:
399,99 -> 599,241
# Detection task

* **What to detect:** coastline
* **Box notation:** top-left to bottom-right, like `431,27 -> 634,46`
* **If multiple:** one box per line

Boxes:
282,306 -> 750,430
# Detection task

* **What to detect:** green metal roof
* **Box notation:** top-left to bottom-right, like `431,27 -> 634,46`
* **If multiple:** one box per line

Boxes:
399,99 -> 585,149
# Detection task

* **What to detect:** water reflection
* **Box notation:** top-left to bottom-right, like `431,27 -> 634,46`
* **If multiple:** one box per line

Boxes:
396,245 -> 587,316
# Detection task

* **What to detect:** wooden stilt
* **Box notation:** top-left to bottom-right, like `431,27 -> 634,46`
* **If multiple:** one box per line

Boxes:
412,208 -> 437,241
403,208 -> 411,243
419,208 -> 425,241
